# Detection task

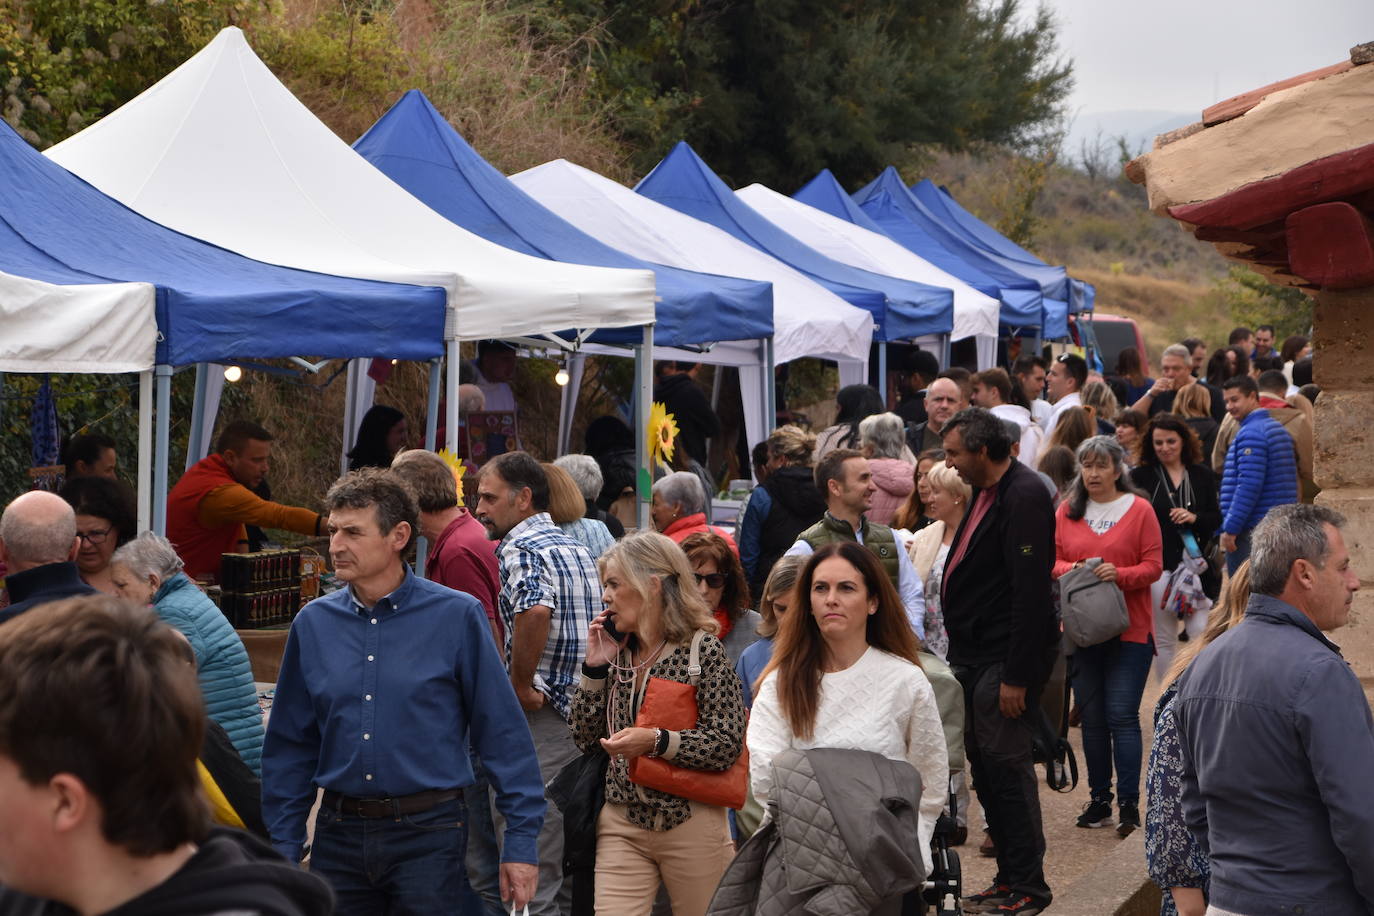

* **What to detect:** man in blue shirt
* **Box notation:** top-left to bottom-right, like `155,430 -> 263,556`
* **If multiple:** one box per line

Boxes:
1176,503 -> 1372,916
262,469 -> 544,914
1218,375 -> 1298,574
476,451 -> 602,916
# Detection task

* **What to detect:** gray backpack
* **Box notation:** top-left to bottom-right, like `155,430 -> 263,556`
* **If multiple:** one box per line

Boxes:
1059,557 -> 1130,648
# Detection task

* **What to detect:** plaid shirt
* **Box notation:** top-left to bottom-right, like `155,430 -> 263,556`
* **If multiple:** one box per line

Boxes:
496,512 -> 602,719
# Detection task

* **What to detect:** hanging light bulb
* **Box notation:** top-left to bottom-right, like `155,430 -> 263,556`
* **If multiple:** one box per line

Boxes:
223,365 -> 242,383
555,368 -> 570,387
390,358 -> 399,365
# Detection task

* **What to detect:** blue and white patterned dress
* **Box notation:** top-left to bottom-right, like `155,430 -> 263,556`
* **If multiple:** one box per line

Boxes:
1145,683 -> 1209,915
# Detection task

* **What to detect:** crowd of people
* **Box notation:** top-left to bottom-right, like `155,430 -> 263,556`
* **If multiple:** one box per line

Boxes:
0,322 -> 1363,916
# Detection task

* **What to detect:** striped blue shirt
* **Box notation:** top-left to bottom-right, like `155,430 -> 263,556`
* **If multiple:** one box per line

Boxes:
497,513 -> 602,719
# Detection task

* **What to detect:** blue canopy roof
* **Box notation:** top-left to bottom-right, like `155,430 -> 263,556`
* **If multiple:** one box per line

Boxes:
794,169 -> 1043,332
0,120 -> 446,367
910,179 -> 1095,313
635,143 -> 953,342
353,91 -> 773,348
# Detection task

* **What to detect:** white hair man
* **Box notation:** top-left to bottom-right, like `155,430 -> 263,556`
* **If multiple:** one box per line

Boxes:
0,491 -> 94,624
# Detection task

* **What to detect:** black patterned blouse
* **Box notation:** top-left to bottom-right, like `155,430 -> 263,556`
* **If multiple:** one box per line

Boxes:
569,633 -> 746,832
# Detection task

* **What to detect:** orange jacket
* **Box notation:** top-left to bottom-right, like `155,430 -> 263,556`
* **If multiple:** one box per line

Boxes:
167,455 -> 321,581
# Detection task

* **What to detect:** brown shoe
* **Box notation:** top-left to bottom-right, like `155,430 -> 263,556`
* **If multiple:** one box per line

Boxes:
980,830 -> 997,857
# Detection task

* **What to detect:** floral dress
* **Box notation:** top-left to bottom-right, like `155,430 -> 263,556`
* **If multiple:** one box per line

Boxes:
922,542 -> 951,660
1144,683 -> 1209,915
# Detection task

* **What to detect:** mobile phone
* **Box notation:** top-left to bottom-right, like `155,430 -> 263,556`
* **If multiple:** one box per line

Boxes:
601,613 -> 625,644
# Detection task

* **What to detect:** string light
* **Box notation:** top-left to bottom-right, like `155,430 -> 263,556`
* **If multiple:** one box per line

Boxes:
223,366 -> 242,383
555,368 -> 570,386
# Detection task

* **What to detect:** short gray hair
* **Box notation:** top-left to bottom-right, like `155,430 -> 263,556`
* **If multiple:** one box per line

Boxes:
1161,343 -> 1192,363
553,455 -> 602,502
859,412 -> 907,460
112,531 -> 184,583
1249,503 -> 1346,596
0,491 -> 77,566
652,471 -> 705,515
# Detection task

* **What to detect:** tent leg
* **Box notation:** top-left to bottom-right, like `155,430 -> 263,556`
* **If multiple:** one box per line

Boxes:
940,334 -> 952,370
445,340 -> 460,455
152,364 -> 173,536
878,342 -> 888,406
556,352 -> 585,457
138,370 -> 153,534
764,337 -> 777,435
634,325 -> 654,531
341,359 -> 358,476
186,363 -> 209,472
424,358 -> 441,451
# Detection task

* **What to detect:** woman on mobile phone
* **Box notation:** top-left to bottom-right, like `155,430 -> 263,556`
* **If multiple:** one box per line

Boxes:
570,532 -> 745,916
1129,415 -> 1221,683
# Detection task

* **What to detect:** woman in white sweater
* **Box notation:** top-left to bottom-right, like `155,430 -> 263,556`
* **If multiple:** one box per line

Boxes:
746,540 -> 948,875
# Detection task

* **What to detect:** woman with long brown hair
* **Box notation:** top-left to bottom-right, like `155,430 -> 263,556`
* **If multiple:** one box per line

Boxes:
746,541 -> 947,874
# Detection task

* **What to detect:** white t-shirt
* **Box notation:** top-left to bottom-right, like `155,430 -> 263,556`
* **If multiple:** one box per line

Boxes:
1082,492 -> 1135,534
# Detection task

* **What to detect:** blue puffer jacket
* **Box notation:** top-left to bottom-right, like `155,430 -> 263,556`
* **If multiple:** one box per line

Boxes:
154,573 -> 265,773
1219,409 -> 1298,536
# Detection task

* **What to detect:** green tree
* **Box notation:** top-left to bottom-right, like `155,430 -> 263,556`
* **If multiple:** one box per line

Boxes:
0,0 -> 267,147
542,0 -> 1072,188
1216,266 -> 1313,342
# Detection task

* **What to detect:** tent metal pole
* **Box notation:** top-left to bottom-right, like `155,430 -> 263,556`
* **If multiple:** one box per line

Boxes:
634,324 -> 654,531
137,370 -> 153,534
878,342 -> 888,406
424,358 -> 441,452
186,363 -> 209,471
557,352 -> 586,457
152,364 -> 173,536
341,359 -> 358,476
940,333 -> 952,370
764,337 -> 777,435
445,339 -> 460,454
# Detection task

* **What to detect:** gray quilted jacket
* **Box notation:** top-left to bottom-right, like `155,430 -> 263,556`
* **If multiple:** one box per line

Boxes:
706,747 -> 926,916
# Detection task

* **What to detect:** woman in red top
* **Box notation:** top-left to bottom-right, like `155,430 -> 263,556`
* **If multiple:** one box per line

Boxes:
1053,436 -> 1162,839
681,531 -> 760,665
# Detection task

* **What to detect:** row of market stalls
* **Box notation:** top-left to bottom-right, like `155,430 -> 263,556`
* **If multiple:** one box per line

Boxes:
2,26 -> 1095,532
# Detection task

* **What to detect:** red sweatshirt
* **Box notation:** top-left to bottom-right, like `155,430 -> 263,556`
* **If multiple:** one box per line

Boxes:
1052,495 -> 1163,645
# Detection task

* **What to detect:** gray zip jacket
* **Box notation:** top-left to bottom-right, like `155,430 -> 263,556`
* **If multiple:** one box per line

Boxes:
707,747 -> 925,916
1175,594 -> 1374,915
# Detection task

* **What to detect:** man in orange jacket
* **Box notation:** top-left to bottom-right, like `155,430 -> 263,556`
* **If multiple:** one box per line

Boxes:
167,420 -> 324,581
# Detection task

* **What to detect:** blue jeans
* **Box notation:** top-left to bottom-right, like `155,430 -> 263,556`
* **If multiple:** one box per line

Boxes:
1071,636 -> 1154,806
464,758 -> 507,916
311,795 -> 473,915
1226,529 -> 1252,575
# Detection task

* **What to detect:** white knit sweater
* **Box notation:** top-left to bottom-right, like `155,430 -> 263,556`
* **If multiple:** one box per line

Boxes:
747,646 -> 949,874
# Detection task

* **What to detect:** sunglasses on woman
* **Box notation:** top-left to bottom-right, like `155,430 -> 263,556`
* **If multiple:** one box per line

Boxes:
693,572 -> 727,588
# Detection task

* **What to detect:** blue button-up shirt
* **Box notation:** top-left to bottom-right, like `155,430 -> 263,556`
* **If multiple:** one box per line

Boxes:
262,566 -> 545,864
496,512 -> 601,719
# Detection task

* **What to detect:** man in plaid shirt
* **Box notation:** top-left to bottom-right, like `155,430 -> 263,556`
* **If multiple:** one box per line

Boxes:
476,451 -> 602,915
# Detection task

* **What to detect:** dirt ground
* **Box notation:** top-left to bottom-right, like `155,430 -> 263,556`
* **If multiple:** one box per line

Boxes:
957,677 -> 1164,908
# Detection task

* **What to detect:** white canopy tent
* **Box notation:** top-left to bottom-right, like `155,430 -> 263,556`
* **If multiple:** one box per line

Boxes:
0,270 -> 158,530
735,184 -> 1001,370
511,159 -> 875,448
44,27 -> 658,492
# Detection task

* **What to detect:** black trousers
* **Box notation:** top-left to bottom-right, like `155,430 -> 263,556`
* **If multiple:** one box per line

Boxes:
953,660 -> 1051,903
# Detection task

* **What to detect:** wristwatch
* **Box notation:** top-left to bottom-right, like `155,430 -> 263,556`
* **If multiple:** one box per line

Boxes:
646,728 -> 670,758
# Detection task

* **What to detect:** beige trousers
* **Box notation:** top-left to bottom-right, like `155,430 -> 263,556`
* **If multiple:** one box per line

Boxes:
594,801 -> 734,916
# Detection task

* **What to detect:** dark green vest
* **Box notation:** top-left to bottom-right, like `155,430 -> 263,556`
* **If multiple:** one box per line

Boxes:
797,512 -> 900,591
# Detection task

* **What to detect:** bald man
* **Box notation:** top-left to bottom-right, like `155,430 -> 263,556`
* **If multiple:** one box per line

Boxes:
906,376 -> 967,454
0,490 -> 97,623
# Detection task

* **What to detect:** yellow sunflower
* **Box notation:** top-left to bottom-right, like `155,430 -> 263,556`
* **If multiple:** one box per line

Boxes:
437,449 -> 469,506
648,401 -> 679,470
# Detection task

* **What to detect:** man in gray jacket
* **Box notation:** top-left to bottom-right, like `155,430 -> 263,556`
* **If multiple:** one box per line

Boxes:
1175,503 -> 1371,916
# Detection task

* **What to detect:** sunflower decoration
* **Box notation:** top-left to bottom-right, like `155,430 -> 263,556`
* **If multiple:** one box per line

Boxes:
437,449 -> 469,506
648,401 -> 679,471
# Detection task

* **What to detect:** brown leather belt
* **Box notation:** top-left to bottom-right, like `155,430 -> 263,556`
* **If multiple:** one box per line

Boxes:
321,788 -> 461,818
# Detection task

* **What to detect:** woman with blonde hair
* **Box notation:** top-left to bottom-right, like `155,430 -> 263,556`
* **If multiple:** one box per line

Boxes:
1171,383 -> 1219,460
543,461 -> 615,557
859,412 -> 915,527
904,463 -> 971,660
1041,406 -> 1097,470
1146,563 -> 1251,916
747,541 -> 948,878
1081,380 -> 1120,433
734,554 -> 805,710
571,531 -> 745,916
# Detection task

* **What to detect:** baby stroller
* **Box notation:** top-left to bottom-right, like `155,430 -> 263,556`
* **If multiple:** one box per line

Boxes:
905,780 -> 962,915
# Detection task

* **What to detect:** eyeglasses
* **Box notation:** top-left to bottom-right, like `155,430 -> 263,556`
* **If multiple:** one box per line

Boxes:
693,572 -> 727,588
76,526 -> 113,545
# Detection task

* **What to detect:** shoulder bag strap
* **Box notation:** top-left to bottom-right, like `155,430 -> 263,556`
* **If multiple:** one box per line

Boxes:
687,629 -> 707,685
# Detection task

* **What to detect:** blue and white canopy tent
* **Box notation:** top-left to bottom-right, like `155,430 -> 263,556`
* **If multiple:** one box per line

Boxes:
793,168 -> 1046,338
0,119 -> 446,532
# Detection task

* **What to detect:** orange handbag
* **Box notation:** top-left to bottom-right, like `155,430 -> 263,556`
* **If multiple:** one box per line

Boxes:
628,630 -> 749,810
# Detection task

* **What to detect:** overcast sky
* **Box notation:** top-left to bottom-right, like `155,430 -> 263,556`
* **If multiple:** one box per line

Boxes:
1039,0 -> 1374,117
